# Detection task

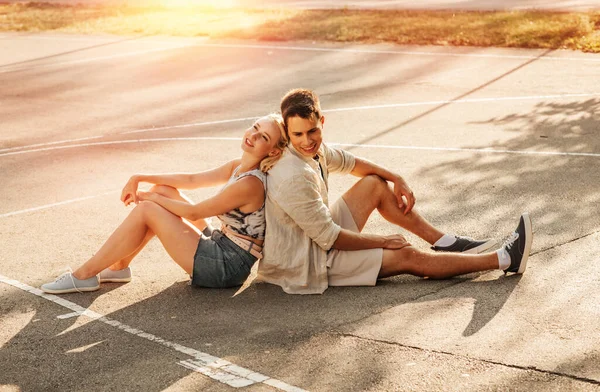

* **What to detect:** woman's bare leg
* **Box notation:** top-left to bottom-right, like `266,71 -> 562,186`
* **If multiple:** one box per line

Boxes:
109,185 -> 210,271
73,201 -> 200,280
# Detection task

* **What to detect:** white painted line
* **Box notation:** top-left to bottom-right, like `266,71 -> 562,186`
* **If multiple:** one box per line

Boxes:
2,135 -> 599,165
121,116 -> 259,135
194,42 -> 600,62
0,44 -> 194,74
0,119 -> 256,154
0,190 -> 119,218
179,359 -> 256,388
0,135 -> 105,153
3,91 -> 600,155
324,92 -> 600,113
329,142 -> 600,158
0,137 -> 240,158
56,310 -> 98,319
57,312 -> 81,319
4,34 -> 600,62
0,274 -> 307,391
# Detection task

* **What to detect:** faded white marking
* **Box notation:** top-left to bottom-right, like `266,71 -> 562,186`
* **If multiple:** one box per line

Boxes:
0,274 -> 307,391
194,42 -> 600,62
2,91 -> 600,155
121,116 -> 259,135
0,137 -> 240,157
324,92 -> 600,113
56,309 -> 101,319
0,135 -> 105,153
2,136 -> 600,162
4,34 -> 600,62
0,44 -> 194,74
0,190 -> 119,218
329,142 -> 600,158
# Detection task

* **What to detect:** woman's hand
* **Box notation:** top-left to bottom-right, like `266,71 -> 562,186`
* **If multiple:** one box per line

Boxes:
383,234 -> 411,250
136,191 -> 157,203
121,176 -> 140,206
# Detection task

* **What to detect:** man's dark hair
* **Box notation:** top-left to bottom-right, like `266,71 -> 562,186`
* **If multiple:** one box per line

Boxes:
280,89 -> 322,128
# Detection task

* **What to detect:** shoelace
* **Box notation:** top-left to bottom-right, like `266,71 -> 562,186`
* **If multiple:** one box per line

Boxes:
56,267 -> 83,293
501,232 -> 519,251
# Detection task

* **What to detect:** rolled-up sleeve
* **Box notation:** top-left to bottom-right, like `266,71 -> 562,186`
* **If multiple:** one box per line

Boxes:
324,144 -> 356,174
272,171 -> 341,251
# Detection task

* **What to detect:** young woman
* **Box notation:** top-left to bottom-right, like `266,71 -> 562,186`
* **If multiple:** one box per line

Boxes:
42,114 -> 288,293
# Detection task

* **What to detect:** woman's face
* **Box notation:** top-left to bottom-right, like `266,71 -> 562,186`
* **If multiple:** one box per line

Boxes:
241,116 -> 281,159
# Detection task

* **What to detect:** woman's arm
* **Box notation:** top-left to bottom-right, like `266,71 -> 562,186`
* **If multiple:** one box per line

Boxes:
121,159 -> 240,205
137,175 -> 264,222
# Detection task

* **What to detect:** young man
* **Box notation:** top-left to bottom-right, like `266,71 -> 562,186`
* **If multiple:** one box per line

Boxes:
257,89 -> 532,294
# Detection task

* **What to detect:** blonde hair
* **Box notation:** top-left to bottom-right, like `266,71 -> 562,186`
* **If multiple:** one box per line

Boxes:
259,113 -> 288,173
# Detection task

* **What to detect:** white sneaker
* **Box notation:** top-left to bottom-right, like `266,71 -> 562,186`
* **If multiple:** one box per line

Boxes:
99,267 -> 132,283
41,272 -> 100,294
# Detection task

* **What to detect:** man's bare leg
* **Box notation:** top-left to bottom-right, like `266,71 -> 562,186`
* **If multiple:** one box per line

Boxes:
342,175 -> 444,244
379,246 -> 499,279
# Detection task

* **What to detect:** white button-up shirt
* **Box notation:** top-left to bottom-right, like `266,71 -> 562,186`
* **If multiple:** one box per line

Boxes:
257,143 -> 356,294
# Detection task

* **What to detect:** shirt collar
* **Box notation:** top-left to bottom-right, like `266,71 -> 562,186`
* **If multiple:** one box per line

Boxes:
287,144 -> 324,164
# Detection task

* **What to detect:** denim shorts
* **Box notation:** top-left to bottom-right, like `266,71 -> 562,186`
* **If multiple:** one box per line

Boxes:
191,229 -> 258,288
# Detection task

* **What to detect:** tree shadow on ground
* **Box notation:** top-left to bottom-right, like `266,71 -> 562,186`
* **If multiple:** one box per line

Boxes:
414,98 -> 600,253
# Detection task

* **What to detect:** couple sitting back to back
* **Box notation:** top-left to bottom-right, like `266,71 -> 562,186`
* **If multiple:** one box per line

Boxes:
42,89 -> 532,295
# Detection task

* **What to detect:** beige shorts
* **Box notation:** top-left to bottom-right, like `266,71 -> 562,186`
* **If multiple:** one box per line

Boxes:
327,198 -> 383,286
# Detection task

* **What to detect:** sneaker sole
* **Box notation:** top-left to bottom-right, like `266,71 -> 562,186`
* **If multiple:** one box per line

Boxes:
517,212 -> 533,274
41,286 -> 100,294
99,277 -> 131,283
463,239 -> 497,254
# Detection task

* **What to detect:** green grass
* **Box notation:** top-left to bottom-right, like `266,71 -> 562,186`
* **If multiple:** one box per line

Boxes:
2,3 -> 600,52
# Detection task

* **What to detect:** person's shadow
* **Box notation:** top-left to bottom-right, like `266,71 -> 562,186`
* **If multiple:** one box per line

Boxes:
0,271 -> 520,391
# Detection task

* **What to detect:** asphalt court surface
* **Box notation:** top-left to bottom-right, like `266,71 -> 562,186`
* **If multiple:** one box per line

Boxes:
1,33 -> 600,391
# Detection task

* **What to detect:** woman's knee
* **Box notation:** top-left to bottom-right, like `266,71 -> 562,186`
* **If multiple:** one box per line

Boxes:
136,200 -> 166,220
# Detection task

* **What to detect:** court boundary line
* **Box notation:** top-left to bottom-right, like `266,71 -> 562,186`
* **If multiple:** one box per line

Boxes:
2,92 -> 599,155
0,274 -> 307,391
0,191 -> 119,218
1,136 -> 599,161
2,135 -> 599,219
0,44 -> 195,74
3,34 -> 600,63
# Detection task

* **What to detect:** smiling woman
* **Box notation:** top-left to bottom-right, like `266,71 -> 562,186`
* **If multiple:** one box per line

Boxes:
40,114 -> 288,294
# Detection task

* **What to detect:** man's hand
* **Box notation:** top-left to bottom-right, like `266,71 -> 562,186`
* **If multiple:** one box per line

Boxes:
121,176 -> 140,206
383,234 -> 411,250
393,176 -> 416,215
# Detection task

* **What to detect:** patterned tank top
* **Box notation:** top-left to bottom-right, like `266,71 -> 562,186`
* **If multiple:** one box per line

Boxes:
216,166 -> 267,240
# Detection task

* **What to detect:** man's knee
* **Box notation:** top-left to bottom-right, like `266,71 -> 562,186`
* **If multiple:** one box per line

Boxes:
149,184 -> 180,197
380,246 -> 421,277
360,174 -> 387,189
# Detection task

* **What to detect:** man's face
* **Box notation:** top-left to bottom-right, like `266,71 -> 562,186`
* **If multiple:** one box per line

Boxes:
286,115 -> 324,158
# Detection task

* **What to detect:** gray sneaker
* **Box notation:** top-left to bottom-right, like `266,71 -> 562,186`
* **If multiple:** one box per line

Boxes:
99,267 -> 132,283
41,272 -> 100,294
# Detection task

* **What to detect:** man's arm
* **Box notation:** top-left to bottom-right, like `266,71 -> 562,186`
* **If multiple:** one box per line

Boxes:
333,229 -> 409,251
273,172 -> 409,251
351,157 -> 416,215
